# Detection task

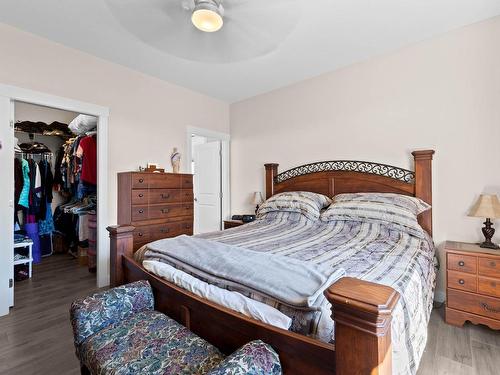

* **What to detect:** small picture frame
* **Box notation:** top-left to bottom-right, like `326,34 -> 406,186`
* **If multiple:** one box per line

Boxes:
147,163 -> 159,169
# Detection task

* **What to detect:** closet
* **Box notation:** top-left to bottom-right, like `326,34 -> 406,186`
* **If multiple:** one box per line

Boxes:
12,103 -> 98,289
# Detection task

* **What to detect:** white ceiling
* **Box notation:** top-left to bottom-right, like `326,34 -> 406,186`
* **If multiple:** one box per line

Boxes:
0,0 -> 499,102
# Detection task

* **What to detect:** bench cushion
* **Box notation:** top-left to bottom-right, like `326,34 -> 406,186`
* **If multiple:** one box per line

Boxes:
207,340 -> 282,375
80,310 -> 224,375
71,280 -> 154,347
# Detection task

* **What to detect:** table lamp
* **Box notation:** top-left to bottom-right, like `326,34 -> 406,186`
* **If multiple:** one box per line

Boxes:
252,192 -> 264,214
468,194 -> 500,249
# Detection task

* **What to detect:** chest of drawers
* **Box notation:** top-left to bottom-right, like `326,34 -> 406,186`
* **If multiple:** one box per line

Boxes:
445,241 -> 500,330
118,172 -> 193,250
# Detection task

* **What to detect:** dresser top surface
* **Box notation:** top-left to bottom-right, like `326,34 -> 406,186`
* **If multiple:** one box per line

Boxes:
445,241 -> 500,257
118,171 -> 193,176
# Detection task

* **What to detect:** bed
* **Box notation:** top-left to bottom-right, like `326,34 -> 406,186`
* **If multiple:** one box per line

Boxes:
108,149 -> 435,375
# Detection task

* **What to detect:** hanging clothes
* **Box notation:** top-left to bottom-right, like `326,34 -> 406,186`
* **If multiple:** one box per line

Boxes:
18,159 -> 30,209
27,160 -> 41,221
37,159 -> 55,239
14,158 -> 23,206
38,159 -> 54,218
77,135 -> 97,185
38,202 -> 55,236
53,146 -> 64,191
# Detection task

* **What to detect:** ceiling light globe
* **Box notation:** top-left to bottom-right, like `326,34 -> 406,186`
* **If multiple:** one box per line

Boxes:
191,1 -> 223,33
192,8 -> 223,33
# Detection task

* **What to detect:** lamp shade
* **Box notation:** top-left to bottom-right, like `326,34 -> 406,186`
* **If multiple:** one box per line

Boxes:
252,192 -> 264,205
468,194 -> 500,219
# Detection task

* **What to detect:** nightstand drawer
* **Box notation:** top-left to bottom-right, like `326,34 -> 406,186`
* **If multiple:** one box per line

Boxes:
447,253 -> 477,274
478,257 -> 500,278
447,270 -> 476,292
224,220 -> 244,229
448,289 -> 500,320
478,276 -> 500,298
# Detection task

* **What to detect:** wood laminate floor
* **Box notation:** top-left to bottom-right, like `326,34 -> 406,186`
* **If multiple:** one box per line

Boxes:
0,254 -> 96,375
417,306 -> 500,375
1,255 -> 499,375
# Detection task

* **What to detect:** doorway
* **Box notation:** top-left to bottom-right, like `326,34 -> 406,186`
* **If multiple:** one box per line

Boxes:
0,84 -> 109,316
186,126 -> 230,235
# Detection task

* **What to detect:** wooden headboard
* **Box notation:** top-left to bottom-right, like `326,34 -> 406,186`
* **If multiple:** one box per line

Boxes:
265,150 -> 435,235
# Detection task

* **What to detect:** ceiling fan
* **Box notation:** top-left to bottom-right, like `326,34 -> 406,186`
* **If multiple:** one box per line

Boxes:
105,0 -> 301,63
184,0 -> 224,33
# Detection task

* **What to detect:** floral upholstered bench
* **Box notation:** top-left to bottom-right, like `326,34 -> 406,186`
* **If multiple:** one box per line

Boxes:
70,280 -> 281,375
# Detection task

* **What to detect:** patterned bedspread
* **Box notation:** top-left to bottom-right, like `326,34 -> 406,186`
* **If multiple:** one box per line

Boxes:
137,212 -> 436,374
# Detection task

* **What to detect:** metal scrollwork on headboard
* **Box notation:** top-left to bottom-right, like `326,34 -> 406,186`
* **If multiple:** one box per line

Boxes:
275,160 -> 415,184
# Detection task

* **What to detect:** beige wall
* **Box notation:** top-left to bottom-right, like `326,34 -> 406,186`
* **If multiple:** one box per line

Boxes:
0,23 -> 229,226
230,16 -> 500,300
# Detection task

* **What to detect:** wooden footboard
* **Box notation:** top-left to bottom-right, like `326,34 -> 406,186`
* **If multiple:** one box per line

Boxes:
108,226 -> 400,375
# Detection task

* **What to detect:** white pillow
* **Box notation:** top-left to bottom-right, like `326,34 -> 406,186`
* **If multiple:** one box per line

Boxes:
321,192 -> 430,238
257,191 -> 332,221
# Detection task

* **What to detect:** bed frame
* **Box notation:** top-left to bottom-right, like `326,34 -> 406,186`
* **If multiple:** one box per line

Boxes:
108,149 -> 434,375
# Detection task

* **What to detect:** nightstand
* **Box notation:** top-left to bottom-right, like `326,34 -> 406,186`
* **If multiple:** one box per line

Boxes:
444,241 -> 500,330
223,220 -> 245,229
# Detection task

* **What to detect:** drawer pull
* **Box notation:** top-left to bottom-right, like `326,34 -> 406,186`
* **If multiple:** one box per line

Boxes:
161,194 -> 170,199
458,261 -> 465,267
138,209 -> 144,214
160,228 -> 170,233
458,279 -> 465,285
490,261 -> 497,267
138,178 -> 144,183
185,225 -> 191,229
138,232 -> 144,237
138,193 -> 144,198
481,302 -> 500,314
161,209 -> 170,214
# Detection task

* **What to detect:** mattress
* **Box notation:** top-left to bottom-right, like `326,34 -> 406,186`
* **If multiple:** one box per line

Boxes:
136,211 -> 436,374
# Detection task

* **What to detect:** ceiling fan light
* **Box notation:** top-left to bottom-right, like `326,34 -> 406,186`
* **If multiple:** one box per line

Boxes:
191,1 -> 223,33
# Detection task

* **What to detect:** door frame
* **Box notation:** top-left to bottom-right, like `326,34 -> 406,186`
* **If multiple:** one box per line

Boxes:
0,84 -> 110,316
186,126 -> 230,230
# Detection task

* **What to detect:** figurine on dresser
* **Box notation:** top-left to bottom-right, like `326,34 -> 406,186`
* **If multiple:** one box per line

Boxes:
170,148 -> 181,174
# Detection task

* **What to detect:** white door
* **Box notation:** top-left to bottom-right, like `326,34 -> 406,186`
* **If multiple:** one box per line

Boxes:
0,97 -> 14,315
193,141 -> 221,234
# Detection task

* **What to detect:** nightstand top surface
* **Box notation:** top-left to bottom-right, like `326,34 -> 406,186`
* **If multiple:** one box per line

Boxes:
445,241 -> 500,256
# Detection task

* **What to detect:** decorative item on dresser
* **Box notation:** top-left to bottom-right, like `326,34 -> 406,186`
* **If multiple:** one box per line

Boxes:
117,172 -> 194,250
468,194 -> 500,249
170,148 -> 181,174
445,241 -> 500,330
223,220 -> 245,230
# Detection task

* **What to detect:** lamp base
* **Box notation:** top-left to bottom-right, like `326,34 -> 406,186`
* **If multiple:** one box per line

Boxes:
479,241 -> 500,250
480,218 -> 498,249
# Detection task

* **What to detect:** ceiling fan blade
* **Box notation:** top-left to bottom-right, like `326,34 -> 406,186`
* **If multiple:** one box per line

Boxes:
224,0 -> 298,12
105,0 -> 302,63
